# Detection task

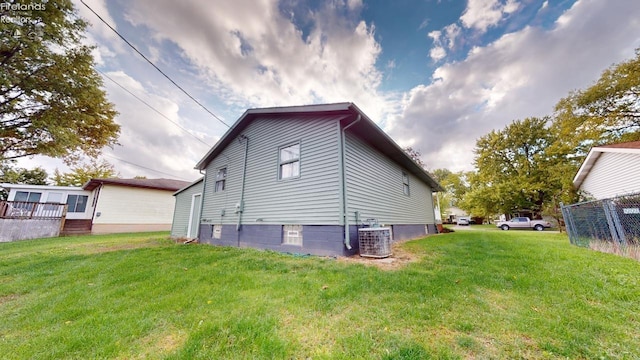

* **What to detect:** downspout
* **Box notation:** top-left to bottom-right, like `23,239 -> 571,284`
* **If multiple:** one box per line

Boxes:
89,182 -> 103,233
340,115 -> 361,250
236,135 -> 249,236
198,170 -> 207,240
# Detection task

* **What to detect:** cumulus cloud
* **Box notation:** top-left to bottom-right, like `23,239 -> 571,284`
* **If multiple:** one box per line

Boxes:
460,0 -> 521,32
101,71 -> 211,179
391,0 -> 640,172
121,0 -> 393,123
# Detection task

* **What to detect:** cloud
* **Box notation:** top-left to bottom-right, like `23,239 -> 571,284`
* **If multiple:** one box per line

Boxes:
120,0 -> 394,123
100,71 -> 211,180
391,0 -> 640,172
460,0 -> 520,33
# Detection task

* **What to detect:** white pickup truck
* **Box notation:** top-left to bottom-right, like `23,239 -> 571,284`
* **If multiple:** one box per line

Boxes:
496,217 -> 551,231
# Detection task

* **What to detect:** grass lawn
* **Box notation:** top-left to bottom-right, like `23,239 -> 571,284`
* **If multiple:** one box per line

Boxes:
1,231 -> 639,359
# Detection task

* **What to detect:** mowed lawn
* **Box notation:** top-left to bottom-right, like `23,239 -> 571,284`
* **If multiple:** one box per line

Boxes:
1,231 -> 639,359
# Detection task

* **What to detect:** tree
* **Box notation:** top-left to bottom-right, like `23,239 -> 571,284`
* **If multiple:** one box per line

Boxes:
464,117 -> 558,218
52,158 -> 117,187
1,0 -> 120,163
551,48 -> 640,158
0,163 -> 48,199
431,168 -> 470,219
402,146 -> 427,169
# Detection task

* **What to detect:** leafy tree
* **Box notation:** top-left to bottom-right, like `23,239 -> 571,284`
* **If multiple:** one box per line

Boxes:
52,159 -> 117,187
431,168 -> 470,219
1,0 -> 120,163
402,146 -> 427,169
0,163 -> 48,199
551,48 -> 640,157
464,117 -> 557,218
458,171 -> 501,221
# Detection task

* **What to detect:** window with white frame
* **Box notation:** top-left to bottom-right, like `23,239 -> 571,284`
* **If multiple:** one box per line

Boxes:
402,172 -> 410,196
278,143 -> 300,180
215,168 -> 226,192
67,195 -> 89,213
282,225 -> 303,246
14,191 -> 41,203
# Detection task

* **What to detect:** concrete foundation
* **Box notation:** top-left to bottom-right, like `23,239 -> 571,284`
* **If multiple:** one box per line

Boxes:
0,219 -> 62,242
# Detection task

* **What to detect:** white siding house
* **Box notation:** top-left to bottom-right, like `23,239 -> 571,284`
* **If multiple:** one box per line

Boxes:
573,141 -> 640,199
171,178 -> 204,239
83,178 -> 191,234
191,103 -> 443,256
1,184 -> 94,221
1,178 -> 190,235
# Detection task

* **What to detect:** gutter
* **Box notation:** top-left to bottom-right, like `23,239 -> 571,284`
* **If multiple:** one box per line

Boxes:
340,114 -> 361,250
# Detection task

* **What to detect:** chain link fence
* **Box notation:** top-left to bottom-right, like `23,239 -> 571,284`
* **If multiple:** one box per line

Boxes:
561,192 -> 640,259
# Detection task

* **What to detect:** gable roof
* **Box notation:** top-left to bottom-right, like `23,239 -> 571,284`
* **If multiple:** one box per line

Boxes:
195,102 -> 443,191
573,140 -> 640,188
83,178 -> 192,192
173,177 -> 204,196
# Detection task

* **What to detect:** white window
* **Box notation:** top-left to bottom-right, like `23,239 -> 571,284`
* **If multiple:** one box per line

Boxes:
14,191 -> 41,203
282,225 -> 303,246
45,192 -> 63,211
215,168 -> 226,192
402,172 -> 410,196
278,143 -> 300,180
67,195 -> 88,213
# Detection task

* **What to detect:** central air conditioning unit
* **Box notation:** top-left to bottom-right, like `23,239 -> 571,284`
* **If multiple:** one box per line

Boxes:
358,227 -> 392,258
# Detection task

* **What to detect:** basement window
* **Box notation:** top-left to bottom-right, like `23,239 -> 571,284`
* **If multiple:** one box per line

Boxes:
278,142 -> 300,180
213,224 -> 222,239
282,225 -> 303,246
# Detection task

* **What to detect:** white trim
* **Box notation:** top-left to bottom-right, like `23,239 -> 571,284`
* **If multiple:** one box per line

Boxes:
593,146 -> 640,154
573,145 -> 640,188
186,192 -> 202,238
0,183 -> 81,191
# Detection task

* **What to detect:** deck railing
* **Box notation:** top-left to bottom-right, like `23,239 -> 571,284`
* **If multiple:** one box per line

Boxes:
0,201 -> 68,220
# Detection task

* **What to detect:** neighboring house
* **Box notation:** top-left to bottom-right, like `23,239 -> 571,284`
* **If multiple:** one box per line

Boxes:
573,140 -> 640,199
171,178 -> 204,238
192,102 -> 443,256
2,178 -> 190,235
84,178 -> 191,234
1,183 -> 94,237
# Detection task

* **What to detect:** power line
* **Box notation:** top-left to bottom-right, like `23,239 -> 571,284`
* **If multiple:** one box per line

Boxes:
102,153 -> 194,181
98,69 -> 211,149
80,0 -> 231,128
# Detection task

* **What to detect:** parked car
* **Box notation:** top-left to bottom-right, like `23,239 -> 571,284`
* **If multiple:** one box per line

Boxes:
457,217 -> 470,226
496,217 -> 551,231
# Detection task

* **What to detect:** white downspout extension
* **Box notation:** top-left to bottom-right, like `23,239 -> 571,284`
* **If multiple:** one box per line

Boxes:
236,135 -> 249,232
198,170 -> 207,239
341,115 -> 361,250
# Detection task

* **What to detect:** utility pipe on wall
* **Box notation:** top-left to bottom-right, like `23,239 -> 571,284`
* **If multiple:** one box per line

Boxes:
237,135 -> 249,234
340,115 -> 361,250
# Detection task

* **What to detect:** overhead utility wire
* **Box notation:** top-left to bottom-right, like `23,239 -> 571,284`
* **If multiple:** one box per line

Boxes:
80,0 -> 230,128
102,153 -> 194,181
98,69 -> 211,149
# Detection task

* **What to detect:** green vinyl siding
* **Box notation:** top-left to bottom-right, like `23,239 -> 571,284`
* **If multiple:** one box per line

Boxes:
344,133 -> 435,225
171,179 -> 204,238
200,115 -> 342,225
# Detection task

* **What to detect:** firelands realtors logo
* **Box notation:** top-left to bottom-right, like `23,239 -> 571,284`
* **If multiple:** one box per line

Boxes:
1,2 -> 46,25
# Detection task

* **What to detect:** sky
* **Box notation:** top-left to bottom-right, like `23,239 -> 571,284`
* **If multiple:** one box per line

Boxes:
17,0 -> 640,182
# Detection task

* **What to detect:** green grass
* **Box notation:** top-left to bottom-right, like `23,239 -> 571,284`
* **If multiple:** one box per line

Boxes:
1,231 -> 639,359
